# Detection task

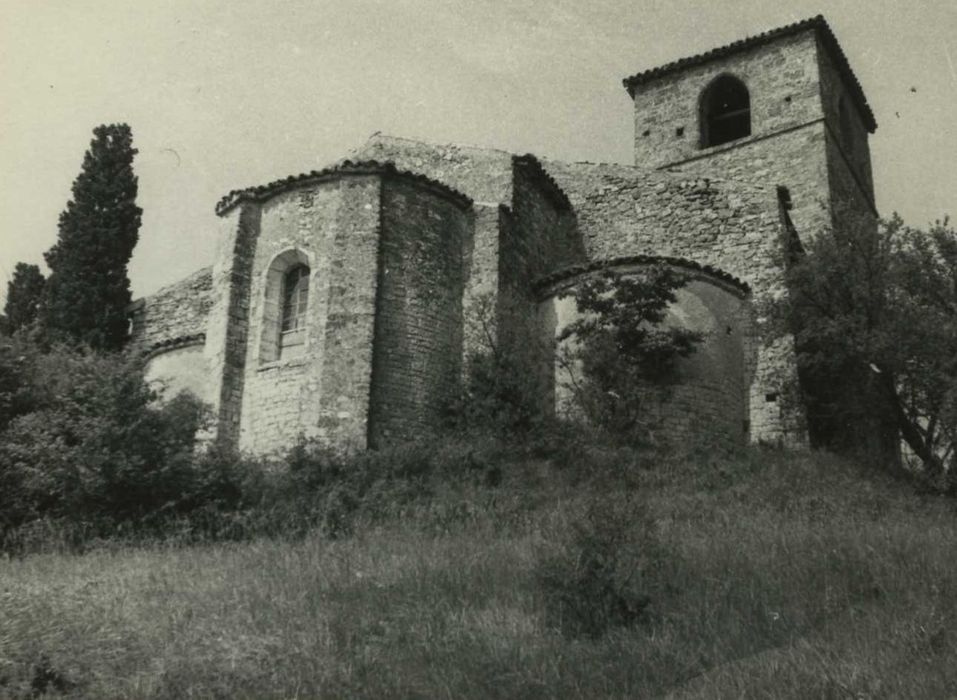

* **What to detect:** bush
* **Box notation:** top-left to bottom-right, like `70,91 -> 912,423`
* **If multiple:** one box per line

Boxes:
0,339 -> 208,548
536,493 -> 662,637
558,267 -> 702,446
444,350 -> 548,435
264,437 -> 507,538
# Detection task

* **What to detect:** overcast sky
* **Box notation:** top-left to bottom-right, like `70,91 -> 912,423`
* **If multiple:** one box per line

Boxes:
1,0 -> 955,304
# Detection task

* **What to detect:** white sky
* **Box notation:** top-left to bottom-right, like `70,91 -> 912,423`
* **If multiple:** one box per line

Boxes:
1,0 -> 955,303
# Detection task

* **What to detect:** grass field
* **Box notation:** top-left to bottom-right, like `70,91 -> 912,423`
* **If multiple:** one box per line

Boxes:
1,444 -> 955,698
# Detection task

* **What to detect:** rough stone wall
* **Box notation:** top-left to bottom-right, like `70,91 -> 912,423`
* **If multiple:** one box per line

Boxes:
315,176 -> 393,450
236,177 -> 383,454
628,28 -> 841,245
544,269 -> 750,449
816,45 -> 875,205
128,266 -> 212,354
658,281 -> 751,449
204,204 -> 260,447
666,127 -> 831,247
818,47 -> 879,242
541,159 -> 804,444
498,158 -> 586,416
508,159 -> 584,282
632,30 -> 823,169
354,136 -> 514,363
461,203 -> 503,360
367,177 -> 470,445
824,129 -> 879,238
541,161 -> 779,281
619,26 -> 882,446
354,134 -> 513,205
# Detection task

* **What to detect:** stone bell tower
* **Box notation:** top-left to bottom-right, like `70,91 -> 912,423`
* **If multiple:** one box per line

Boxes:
623,16 -> 883,451
624,15 -> 877,246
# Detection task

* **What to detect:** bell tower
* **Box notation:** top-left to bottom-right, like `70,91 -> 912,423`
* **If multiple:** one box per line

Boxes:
623,15 -> 878,244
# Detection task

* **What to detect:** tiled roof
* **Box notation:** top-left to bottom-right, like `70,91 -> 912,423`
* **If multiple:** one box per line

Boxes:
215,160 -> 473,216
622,15 -> 876,133
142,333 -> 206,360
534,254 -> 751,297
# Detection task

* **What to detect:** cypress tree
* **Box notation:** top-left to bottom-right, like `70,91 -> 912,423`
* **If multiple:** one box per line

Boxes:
2,263 -> 46,335
43,124 -> 142,351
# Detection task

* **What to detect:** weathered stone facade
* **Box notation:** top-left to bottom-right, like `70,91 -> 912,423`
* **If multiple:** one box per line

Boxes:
129,16 -> 879,454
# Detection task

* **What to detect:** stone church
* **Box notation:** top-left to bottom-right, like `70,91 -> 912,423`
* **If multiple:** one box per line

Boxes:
129,16 -> 878,455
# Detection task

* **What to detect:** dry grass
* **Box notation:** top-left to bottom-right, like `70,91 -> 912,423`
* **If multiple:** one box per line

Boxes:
1,446 -> 956,698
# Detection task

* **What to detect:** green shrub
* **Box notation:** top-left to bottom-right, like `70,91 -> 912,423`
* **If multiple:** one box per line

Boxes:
263,438 -> 505,539
558,266 -> 703,446
0,335 -> 40,433
0,340 -> 208,548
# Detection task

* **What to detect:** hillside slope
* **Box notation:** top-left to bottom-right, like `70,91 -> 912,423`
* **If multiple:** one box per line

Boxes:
1,443 -> 955,698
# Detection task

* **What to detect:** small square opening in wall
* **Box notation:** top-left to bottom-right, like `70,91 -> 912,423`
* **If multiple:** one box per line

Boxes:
765,392 -> 779,403
675,126 -> 685,138
642,129 -> 650,137
784,95 -> 792,103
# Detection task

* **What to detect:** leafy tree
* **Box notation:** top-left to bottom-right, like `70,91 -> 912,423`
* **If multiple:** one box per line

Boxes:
0,337 -> 38,432
1,262 -> 45,335
783,215 -> 957,478
444,293 -> 552,435
42,124 -> 142,351
0,339 -> 208,541
558,267 -> 703,444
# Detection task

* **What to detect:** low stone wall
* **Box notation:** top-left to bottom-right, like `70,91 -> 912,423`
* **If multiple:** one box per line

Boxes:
128,267 -> 213,355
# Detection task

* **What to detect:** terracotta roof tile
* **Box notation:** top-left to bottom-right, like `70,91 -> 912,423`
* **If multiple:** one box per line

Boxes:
215,160 -> 473,216
534,255 -> 751,297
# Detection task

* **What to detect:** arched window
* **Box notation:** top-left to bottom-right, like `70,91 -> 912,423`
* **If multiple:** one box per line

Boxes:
280,264 -> 310,354
258,249 -> 312,364
700,75 -> 751,148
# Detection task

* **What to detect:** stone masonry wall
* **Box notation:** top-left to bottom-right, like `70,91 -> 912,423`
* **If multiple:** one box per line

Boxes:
542,159 -> 804,444
355,134 -> 513,205
354,135 -> 514,362
460,203 -> 502,361
499,158 -> 586,417
816,44 -> 875,205
509,158 -> 584,282
128,266 -> 212,355
238,184 -> 330,454
238,176 -> 383,454
628,27 -> 846,246
666,126 -> 831,248
631,30 -> 823,169
544,270 -> 750,450
367,177 -> 470,446
204,204 -> 260,447
818,42 -> 879,239
654,280 -> 751,449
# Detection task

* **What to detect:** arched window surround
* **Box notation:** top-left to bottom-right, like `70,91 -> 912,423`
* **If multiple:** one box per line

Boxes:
699,74 -> 752,149
257,248 -> 315,364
